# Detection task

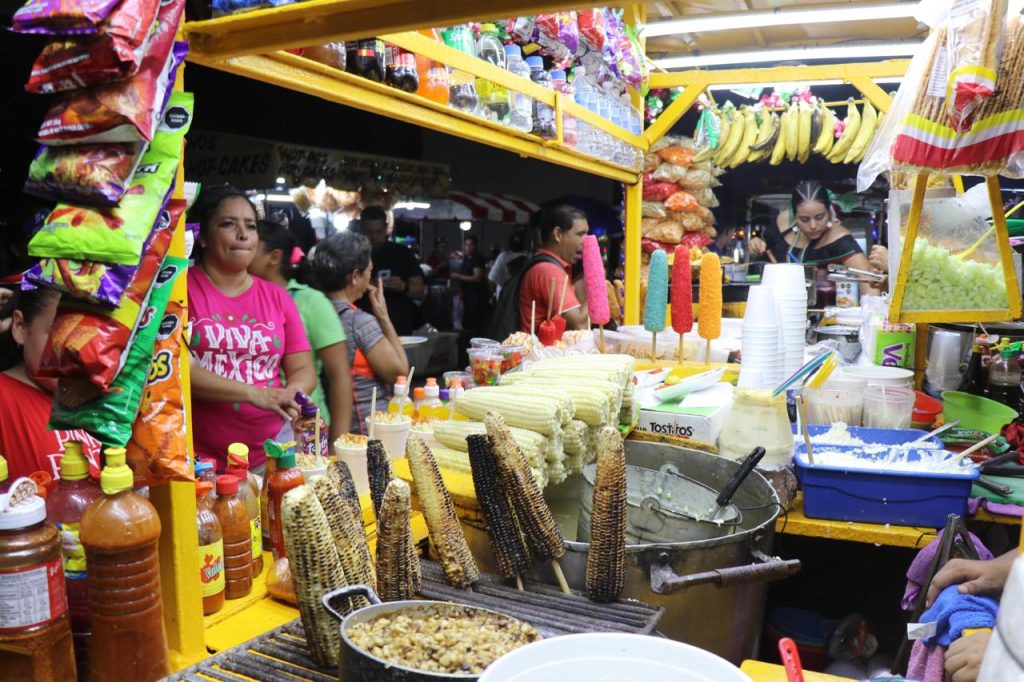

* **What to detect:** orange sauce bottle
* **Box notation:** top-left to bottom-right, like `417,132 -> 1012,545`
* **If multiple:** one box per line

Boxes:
226,443 -> 264,578
213,475 -> 252,600
196,481 -> 224,615
264,441 -> 304,560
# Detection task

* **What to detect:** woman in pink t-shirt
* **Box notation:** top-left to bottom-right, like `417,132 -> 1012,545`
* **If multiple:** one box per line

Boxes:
186,187 -> 315,470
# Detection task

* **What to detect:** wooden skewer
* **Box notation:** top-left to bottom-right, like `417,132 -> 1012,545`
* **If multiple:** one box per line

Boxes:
530,300 -> 536,339
551,558 -> 571,595
514,575 -> 524,592
599,326 -> 606,354
946,434 -> 1000,467
678,334 -> 685,363
651,331 -> 657,361
314,407 -> 323,467
399,366 -> 416,416
369,386 -> 378,440
797,395 -> 814,465
546,277 -> 556,320
705,339 -> 712,366
557,274 -> 569,316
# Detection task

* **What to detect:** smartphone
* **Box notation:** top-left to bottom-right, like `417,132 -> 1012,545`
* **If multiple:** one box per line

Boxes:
378,269 -> 392,280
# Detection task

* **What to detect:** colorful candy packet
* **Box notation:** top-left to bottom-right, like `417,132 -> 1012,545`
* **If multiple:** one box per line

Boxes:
25,0 -> 161,94
50,256 -> 185,447
29,90 -> 193,265
37,200 -> 181,390
126,298 -> 192,484
24,198 -> 179,308
12,0 -> 121,35
37,0 -> 186,145
24,141 -> 146,206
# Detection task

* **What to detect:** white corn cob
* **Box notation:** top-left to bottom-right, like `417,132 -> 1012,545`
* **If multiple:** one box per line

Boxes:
585,426 -> 627,603
433,419 -> 555,469
428,445 -> 472,475
310,476 -> 376,606
281,485 -> 346,667
375,479 -> 421,602
454,388 -> 565,435
563,420 -> 588,457
502,374 -> 624,419
500,376 -> 612,426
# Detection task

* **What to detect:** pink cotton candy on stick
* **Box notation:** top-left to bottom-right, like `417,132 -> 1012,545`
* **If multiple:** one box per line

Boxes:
582,235 -> 610,325
671,246 -> 693,334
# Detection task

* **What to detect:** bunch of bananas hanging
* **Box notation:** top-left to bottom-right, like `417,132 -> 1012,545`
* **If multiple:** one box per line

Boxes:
692,99 -> 881,167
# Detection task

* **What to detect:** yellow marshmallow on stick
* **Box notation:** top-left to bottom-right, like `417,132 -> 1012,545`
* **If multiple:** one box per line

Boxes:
697,252 -> 722,365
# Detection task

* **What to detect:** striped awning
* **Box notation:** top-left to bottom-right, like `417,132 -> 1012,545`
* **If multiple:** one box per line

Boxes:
449,191 -> 540,223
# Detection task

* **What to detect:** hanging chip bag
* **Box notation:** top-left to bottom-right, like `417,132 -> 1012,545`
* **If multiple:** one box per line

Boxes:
126,298 -> 191,484
25,142 -> 146,206
50,256 -> 185,447
11,0 -> 121,34
30,90 -> 193,265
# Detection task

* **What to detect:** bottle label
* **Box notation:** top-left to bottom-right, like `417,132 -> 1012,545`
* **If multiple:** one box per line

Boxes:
250,518 -> 263,560
56,521 -> 88,580
0,557 -> 67,631
199,540 -> 225,598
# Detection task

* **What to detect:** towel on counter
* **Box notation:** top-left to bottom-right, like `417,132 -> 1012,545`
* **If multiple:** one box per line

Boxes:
902,529 -> 994,610
918,585 -> 998,647
907,640 -> 946,682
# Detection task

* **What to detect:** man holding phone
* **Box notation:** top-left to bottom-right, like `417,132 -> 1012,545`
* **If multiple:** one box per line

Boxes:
357,206 -> 425,335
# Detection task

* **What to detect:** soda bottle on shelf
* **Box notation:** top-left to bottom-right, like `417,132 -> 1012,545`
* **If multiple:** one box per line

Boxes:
352,38 -> 385,82
504,44 -> 533,133
213,475 -> 253,600
414,28 -> 450,105
44,441 -> 100,668
988,342 -> 1022,411
81,447 -> 169,681
957,342 -> 987,395
195,481 -> 224,616
526,56 -> 557,139
0,478 -> 77,681
440,24 -> 478,114
225,453 -> 263,579
476,23 -> 509,123
264,441 -> 304,560
550,70 -> 577,147
385,43 -> 419,92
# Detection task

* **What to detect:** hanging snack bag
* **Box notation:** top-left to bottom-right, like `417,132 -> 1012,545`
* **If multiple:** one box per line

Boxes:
50,257 -> 185,447
30,91 -> 193,265
577,8 -> 607,52
25,0 -> 161,94
38,0 -> 186,145
25,199 -> 180,308
126,298 -> 191,484
12,0 -> 121,34
25,142 -> 145,206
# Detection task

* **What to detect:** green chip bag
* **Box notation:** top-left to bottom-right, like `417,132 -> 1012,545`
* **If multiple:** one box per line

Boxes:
50,256 -> 186,446
28,91 -> 194,265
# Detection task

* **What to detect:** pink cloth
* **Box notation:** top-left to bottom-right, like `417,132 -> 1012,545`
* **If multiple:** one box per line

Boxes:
902,529 -> 994,611
906,640 -> 946,682
188,268 -> 310,469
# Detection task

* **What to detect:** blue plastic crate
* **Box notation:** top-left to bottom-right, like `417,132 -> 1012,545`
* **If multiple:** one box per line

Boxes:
794,447 -> 978,528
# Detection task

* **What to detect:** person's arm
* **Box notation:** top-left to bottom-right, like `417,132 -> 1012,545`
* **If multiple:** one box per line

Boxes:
365,278 -> 410,383
842,250 -> 877,294
563,304 -> 589,329
281,350 -> 315,395
406,274 -> 425,301
189,360 -> 300,419
319,342 -> 352,440
460,266 -> 485,283
926,550 -> 1018,606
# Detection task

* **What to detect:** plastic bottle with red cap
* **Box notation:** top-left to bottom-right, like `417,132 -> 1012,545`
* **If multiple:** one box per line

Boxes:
264,441 -> 304,560
212,475 -> 252,600
225,443 -> 263,578
195,481 -> 224,615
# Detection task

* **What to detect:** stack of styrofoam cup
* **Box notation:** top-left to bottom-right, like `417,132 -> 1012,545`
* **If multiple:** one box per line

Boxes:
739,285 -> 780,389
925,329 -> 964,393
762,263 -> 808,379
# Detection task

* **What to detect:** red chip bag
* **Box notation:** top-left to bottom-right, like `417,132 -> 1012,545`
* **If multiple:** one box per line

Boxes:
126,299 -> 192,485
656,146 -> 694,166
578,8 -> 606,51
664,191 -> 699,213
26,0 -> 160,94
643,181 -> 680,202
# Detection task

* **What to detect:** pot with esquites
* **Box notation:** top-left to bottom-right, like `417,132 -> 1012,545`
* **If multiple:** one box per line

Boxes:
322,585 -> 541,681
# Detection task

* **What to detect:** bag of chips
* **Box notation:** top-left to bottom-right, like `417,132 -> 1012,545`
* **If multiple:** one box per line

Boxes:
643,181 -> 681,202
664,190 -> 700,213
126,298 -> 192,484
25,199 -> 181,308
25,142 -> 145,206
37,202 -> 179,389
38,0 -> 186,145
641,201 -> 668,219
655,146 -> 694,166
12,0 -> 121,34
25,0 -> 161,94
50,256 -> 185,447
30,91 -> 193,265
578,8 -> 607,52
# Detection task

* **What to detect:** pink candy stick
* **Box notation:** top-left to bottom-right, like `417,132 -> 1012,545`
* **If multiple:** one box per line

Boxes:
581,235 -> 610,326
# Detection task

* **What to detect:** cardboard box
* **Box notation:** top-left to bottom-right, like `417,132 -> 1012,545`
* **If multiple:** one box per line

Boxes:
635,398 -> 732,444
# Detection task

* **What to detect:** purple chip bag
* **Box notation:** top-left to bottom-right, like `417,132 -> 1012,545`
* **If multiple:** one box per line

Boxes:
11,0 -> 121,35
24,142 -> 146,206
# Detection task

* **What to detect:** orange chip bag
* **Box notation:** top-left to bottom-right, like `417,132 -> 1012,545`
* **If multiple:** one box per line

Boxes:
664,190 -> 699,213
656,146 -> 693,166
126,298 -> 192,485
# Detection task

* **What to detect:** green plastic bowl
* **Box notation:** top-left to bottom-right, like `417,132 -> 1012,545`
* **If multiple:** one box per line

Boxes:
942,391 -> 1017,434
1006,219 -> 1024,237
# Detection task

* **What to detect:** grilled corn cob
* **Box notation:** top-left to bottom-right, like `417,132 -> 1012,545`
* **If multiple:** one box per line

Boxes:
485,412 -> 565,562
281,485 -> 347,667
406,436 -> 480,588
585,427 -> 627,603
455,387 -> 570,434
310,475 -> 376,604
433,419 -> 558,467
466,434 -> 532,580
366,439 -> 392,521
375,479 -> 421,602
327,459 -> 363,528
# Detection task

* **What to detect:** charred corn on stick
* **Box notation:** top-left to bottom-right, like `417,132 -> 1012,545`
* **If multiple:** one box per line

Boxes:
375,479 -> 421,602
366,439 -> 393,521
563,420 -> 588,457
454,389 -> 564,435
281,485 -> 347,667
327,459 -> 362,524
433,419 -> 555,469
585,427 -> 627,603
310,476 -> 376,605
466,434 -> 531,581
406,436 -> 480,588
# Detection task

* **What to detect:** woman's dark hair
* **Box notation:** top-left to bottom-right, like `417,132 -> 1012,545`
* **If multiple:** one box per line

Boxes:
312,231 -> 371,292
256,219 -> 301,280
0,286 -> 59,372
536,204 -> 587,245
185,185 -> 258,262
791,180 -> 832,216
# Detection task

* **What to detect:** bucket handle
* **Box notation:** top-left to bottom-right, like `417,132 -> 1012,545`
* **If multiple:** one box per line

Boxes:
649,550 -> 801,595
322,584 -> 382,622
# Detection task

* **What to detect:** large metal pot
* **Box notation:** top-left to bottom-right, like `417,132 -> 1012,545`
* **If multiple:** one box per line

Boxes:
322,584 -> 539,682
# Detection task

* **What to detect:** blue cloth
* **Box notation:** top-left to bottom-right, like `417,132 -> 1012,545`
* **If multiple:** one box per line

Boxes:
920,585 -> 998,647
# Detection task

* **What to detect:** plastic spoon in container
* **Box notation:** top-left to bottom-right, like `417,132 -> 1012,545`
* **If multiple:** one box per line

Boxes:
708,446 -> 766,522
909,420 -> 960,445
778,637 -> 805,682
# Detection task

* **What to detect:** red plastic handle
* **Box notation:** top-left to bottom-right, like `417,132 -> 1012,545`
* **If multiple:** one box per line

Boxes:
778,637 -> 805,682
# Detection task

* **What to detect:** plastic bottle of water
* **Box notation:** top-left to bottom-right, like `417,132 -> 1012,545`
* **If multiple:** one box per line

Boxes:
526,55 -> 557,140
475,23 -> 509,124
550,70 -> 576,148
504,45 -> 533,133
573,67 -> 596,156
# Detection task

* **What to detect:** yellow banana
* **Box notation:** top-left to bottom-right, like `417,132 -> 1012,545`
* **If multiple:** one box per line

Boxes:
769,112 -> 788,166
827,99 -> 861,162
797,103 -> 812,163
715,108 -> 746,166
844,101 -> 877,164
729,108 -> 758,167
747,111 -> 778,163
853,112 -> 883,163
783,103 -> 799,161
813,105 -> 836,156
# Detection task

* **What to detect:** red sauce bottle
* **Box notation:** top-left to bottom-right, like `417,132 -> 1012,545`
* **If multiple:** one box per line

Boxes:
264,441 -> 304,560
213,475 -> 252,600
196,481 -> 224,615
226,443 -> 264,577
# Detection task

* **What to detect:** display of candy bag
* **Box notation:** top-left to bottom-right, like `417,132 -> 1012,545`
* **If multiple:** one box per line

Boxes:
25,199 -> 182,308
50,256 -> 185,447
126,298 -> 191,485
626,26 -> 647,92
38,0 -> 186,145
30,90 -> 193,265
535,12 -> 577,69
12,0 -> 121,35
24,141 -> 146,206
577,8 -> 606,52
507,16 -> 536,44
602,9 -> 625,82
614,29 -> 641,89
25,0 -> 161,94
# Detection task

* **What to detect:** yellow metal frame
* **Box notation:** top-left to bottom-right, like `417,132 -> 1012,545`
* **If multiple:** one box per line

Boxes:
888,173 -> 1023,323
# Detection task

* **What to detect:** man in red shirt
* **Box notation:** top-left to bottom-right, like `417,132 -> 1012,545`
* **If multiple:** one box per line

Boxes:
518,205 -> 590,332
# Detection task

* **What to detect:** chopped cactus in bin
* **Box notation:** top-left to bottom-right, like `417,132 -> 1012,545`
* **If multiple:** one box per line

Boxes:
903,237 -> 1009,311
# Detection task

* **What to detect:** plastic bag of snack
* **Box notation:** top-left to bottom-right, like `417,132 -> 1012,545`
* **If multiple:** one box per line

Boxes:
25,199 -> 181,308
50,256 -> 185,446
577,8 -> 606,52
946,0 -> 1007,133
11,0 -> 121,34
680,213 -> 706,233
656,146 -> 693,167
126,298 -> 192,484
616,29 -> 642,90
38,0 -> 186,145
691,186 -> 720,208
30,91 -> 193,265
508,16 -> 536,44
25,0 -> 162,94
266,558 -> 297,604
693,204 -> 716,225
642,153 -> 661,173
652,163 -> 689,185
25,142 -> 145,206
679,168 -> 715,191
664,190 -> 700,213
641,201 -> 667,219
641,218 -> 683,244
37,202 -> 179,389
536,12 -> 577,68
643,180 -> 681,202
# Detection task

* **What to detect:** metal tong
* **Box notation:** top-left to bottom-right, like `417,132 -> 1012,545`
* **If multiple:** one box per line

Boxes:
826,263 -> 886,284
